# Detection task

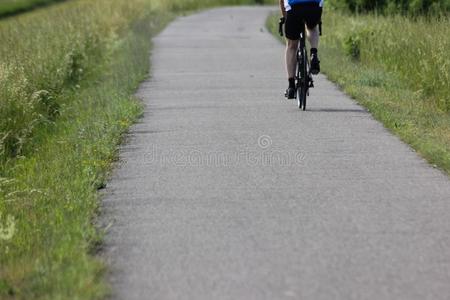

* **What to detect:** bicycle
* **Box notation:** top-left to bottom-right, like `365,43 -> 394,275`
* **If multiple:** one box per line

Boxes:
279,17 -> 321,111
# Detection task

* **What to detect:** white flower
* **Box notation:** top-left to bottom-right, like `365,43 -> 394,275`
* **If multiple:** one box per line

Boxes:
0,214 -> 16,241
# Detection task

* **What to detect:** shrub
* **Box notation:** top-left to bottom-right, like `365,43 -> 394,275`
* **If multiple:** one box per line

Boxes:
344,34 -> 361,59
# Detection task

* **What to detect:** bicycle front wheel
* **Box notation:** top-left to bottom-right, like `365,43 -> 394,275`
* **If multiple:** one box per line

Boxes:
298,82 -> 307,111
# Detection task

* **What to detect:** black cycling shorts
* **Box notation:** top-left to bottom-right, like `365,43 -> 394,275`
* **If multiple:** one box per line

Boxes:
285,3 -> 322,40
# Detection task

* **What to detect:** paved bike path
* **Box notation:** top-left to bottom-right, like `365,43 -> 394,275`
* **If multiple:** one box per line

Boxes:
103,6 -> 450,300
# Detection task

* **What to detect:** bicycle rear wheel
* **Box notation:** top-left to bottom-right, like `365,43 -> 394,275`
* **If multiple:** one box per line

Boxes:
297,46 -> 308,110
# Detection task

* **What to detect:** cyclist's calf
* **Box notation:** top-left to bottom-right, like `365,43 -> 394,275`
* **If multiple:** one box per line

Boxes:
286,39 -> 299,79
306,25 -> 319,49
287,39 -> 299,50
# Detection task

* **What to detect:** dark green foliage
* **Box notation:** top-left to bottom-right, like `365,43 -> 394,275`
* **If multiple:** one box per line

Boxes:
344,34 -> 361,59
328,0 -> 450,14
0,0 -> 65,18
0,279 -> 15,297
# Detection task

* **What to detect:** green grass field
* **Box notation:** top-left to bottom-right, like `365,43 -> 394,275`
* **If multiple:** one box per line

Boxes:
0,0 -> 270,299
267,10 -> 450,174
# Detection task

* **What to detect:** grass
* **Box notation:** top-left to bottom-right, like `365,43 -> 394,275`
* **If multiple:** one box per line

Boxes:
0,0 -> 65,18
0,1 -> 167,298
266,10 -> 450,175
0,0 -> 272,299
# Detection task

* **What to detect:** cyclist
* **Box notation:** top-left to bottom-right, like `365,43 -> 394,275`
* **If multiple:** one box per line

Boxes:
280,0 -> 323,99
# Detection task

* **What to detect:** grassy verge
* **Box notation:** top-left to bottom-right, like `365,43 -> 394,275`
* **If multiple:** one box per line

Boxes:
0,1 -> 169,298
0,0 -> 66,18
0,0 -> 271,299
267,11 -> 450,175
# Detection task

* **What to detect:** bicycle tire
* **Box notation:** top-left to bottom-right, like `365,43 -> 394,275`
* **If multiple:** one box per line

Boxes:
301,48 -> 308,111
297,46 -> 308,110
295,47 -> 302,109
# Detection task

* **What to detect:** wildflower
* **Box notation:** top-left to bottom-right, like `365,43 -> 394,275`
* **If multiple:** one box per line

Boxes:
0,214 -> 15,241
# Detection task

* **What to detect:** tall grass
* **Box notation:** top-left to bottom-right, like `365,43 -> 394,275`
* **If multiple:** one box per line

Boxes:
0,0 -> 269,299
0,0 -> 267,162
0,1 -> 161,298
325,12 -> 450,112
0,0 -> 151,161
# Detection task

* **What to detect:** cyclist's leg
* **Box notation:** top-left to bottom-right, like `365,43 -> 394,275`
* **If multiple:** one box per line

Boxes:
286,39 -> 299,80
306,25 -> 319,49
304,3 -> 322,48
284,38 -> 298,98
307,25 -> 320,74
304,4 -> 323,74
284,6 -> 301,98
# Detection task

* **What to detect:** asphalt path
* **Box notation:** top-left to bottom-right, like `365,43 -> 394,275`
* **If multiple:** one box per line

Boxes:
103,6 -> 450,300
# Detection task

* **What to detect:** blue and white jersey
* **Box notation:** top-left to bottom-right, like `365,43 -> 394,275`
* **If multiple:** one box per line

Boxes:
284,0 -> 323,11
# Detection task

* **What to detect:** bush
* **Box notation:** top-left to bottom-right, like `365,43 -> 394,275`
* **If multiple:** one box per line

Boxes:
344,33 -> 361,59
